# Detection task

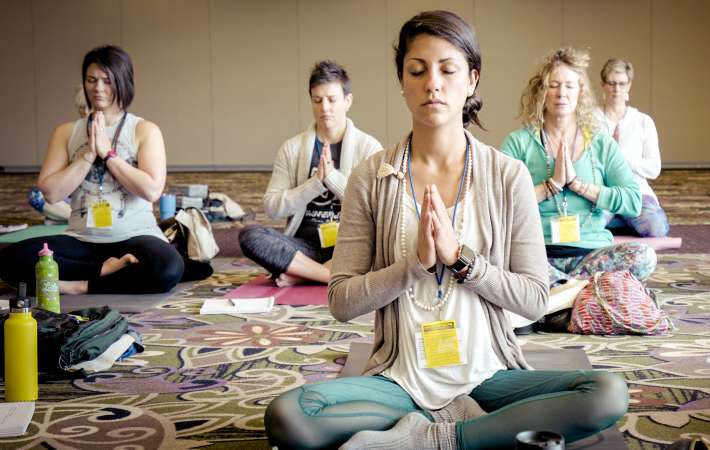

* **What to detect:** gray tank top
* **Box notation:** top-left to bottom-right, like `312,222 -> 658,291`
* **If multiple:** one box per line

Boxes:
64,113 -> 166,243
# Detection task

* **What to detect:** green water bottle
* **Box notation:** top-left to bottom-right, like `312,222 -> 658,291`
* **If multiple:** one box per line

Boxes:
35,242 -> 60,313
4,282 -> 38,401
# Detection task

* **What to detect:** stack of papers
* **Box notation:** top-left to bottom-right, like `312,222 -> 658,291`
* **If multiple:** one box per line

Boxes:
200,297 -> 274,315
0,402 -> 34,437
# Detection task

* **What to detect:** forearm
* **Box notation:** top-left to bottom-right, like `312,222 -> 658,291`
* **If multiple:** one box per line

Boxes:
38,152 -> 94,203
106,158 -> 164,202
329,252 -> 430,322
535,179 -> 562,203
264,176 -> 326,218
568,178 -> 600,203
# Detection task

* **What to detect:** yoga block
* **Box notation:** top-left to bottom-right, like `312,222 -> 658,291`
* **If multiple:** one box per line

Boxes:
177,196 -> 204,209
169,184 -> 209,199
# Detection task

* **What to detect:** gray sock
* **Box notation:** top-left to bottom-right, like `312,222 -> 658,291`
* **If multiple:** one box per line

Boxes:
428,394 -> 487,423
339,412 -> 457,450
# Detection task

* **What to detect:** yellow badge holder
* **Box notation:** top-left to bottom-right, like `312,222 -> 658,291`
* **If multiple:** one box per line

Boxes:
550,214 -> 580,243
420,320 -> 462,368
318,221 -> 339,248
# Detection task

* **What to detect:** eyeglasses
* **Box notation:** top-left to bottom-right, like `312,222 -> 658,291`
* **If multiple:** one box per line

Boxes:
604,81 -> 629,88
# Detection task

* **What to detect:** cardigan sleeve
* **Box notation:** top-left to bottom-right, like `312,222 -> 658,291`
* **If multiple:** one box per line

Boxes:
595,137 -> 642,217
328,159 -> 430,323
630,114 -> 661,180
461,161 -> 548,321
263,140 -> 327,219
323,135 -> 382,200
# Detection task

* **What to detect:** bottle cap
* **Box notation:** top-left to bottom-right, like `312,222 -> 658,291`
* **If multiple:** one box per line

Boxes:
10,282 -> 32,310
38,242 -> 53,257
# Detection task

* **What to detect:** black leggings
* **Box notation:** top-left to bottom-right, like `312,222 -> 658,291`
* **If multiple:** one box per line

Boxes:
0,235 -> 184,295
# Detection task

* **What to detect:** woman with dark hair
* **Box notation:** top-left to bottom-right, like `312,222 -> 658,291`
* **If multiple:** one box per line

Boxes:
500,49 -> 656,289
238,60 -> 381,287
0,45 -> 184,295
263,11 -> 628,450
596,58 -> 669,237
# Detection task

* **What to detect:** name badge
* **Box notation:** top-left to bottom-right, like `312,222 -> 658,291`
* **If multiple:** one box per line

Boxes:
318,221 -> 339,248
88,199 -> 113,228
550,214 -> 580,243
416,320 -> 463,369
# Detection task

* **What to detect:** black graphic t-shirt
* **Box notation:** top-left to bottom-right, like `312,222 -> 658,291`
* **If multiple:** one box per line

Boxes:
294,139 -> 342,244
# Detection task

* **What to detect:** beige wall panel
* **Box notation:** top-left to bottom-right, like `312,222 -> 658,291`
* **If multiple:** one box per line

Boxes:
210,0 -> 299,167
32,0 -> 121,164
122,0 -> 212,166
651,0 -> 710,164
564,0 -> 652,114
298,0 -> 388,148
0,1 -> 36,166
385,0 -> 475,146
475,0 -> 562,148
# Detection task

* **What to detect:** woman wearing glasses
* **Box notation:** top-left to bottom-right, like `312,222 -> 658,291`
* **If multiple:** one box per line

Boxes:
596,58 -> 669,237
501,48 -> 656,286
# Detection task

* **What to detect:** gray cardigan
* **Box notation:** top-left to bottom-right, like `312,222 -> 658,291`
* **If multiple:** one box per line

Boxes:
263,118 -> 382,237
328,130 -> 549,375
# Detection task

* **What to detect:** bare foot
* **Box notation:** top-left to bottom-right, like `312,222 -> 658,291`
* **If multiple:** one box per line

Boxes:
274,273 -> 306,287
59,280 -> 88,295
101,253 -> 139,276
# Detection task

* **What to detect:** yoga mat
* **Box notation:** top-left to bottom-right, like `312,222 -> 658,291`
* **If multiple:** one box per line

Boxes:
0,224 -> 67,244
224,275 -> 328,305
340,341 -> 627,450
613,235 -> 682,251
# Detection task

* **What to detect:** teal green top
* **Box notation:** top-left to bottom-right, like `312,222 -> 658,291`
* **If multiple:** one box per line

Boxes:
500,127 -> 641,249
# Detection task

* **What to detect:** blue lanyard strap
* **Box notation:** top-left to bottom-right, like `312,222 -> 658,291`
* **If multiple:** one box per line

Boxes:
406,134 -> 470,297
88,111 -> 128,193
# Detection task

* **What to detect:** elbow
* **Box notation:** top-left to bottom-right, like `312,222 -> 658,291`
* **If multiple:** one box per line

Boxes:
328,284 -> 355,323
38,183 -> 62,204
145,190 -> 162,203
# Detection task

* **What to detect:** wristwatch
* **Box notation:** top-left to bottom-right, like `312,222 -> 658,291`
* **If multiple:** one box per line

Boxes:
447,244 -> 476,281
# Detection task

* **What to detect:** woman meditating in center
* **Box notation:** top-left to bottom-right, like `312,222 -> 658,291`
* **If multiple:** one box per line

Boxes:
264,11 -> 628,450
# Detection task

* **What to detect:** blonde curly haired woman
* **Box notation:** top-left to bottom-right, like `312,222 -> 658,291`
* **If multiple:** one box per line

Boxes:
501,48 -> 656,287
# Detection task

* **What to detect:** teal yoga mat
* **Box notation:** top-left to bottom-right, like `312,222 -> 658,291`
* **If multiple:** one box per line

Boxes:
0,224 -> 67,244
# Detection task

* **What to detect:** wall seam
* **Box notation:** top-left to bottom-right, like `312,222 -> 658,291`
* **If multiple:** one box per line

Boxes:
30,0 -> 39,165
207,0 -> 216,166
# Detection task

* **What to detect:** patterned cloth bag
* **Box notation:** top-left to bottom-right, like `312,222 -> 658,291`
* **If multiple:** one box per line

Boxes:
569,271 -> 673,335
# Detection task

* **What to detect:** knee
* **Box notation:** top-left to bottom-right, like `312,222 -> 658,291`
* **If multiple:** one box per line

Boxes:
238,225 -> 266,255
265,389 -> 323,450
641,218 -> 669,238
634,244 -> 657,280
583,372 -> 629,428
151,253 -> 185,293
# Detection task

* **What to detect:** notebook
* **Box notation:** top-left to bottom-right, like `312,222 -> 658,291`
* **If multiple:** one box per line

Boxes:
0,402 -> 35,437
199,297 -> 274,315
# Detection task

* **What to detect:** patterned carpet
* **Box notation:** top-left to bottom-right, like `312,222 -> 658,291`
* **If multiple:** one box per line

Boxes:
1,254 -> 707,449
1,169 -> 709,227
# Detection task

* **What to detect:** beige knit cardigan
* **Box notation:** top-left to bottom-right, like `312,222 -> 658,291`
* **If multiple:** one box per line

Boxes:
329,130 -> 549,375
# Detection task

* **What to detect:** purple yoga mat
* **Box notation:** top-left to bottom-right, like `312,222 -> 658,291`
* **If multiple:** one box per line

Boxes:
613,235 -> 682,251
224,275 -> 328,306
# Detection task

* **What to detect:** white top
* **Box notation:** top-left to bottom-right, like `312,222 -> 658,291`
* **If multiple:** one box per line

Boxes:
64,113 -> 166,243
263,118 -> 382,236
384,192 -> 505,410
595,106 -> 661,200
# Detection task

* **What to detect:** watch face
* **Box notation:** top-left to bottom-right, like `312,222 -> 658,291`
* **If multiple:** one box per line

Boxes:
460,244 -> 475,263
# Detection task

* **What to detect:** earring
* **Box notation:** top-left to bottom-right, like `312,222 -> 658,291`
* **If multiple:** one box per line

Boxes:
400,90 -> 404,96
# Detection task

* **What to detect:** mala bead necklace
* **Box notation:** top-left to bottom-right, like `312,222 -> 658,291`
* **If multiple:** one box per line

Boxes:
398,135 -> 472,312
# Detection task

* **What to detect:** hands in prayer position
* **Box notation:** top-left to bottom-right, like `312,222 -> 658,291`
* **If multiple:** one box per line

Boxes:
416,184 -> 460,269
317,140 -> 334,183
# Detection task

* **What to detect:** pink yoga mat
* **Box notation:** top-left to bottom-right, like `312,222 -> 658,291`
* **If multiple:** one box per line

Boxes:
613,236 -> 682,251
224,275 -> 328,306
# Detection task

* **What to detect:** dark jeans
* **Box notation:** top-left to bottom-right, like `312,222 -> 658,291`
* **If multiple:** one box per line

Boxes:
238,224 -> 333,276
0,235 -> 184,295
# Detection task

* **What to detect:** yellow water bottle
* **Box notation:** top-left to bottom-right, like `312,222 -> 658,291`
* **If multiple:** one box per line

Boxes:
4,282 -> 38,402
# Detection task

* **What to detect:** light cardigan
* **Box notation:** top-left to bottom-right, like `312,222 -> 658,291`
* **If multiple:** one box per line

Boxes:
263,118 -> 382,237
329,130 -> 549,375
595,106 -> 661,201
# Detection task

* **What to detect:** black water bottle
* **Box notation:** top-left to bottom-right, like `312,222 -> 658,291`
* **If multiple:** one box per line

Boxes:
515,430 -> 565,449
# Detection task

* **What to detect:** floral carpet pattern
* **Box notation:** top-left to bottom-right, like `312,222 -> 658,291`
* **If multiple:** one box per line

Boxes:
0,255 -> 708,449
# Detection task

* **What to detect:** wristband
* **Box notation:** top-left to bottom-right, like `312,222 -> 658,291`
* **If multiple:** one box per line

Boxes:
105,148 -> 117,161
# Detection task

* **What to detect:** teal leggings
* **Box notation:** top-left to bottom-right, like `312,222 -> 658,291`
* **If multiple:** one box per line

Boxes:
264,369 -> 628,449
